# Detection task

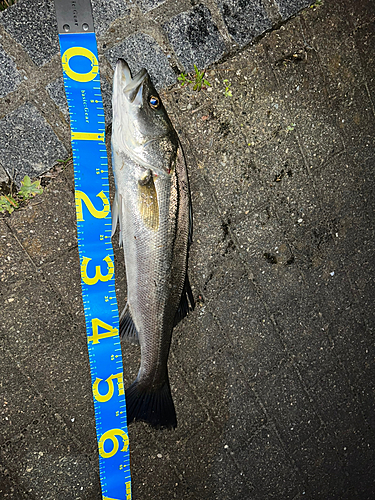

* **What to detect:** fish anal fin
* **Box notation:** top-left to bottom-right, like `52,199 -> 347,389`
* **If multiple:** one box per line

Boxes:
119,303 -> 139,344
125,377 -> 177,429
173,274 -> 195,327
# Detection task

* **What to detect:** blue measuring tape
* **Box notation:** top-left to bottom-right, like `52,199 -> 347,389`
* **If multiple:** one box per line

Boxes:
54,2 -> 131,498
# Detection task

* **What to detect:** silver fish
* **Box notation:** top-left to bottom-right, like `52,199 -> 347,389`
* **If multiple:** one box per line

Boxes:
111,59 -> 194,429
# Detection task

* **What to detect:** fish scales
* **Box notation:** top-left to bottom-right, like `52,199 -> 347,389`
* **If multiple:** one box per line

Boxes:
120,153 -> 188,383
111,59 -> 194,429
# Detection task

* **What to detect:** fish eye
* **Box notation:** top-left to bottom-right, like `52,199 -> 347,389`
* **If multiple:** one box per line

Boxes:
149,96 -> 160,109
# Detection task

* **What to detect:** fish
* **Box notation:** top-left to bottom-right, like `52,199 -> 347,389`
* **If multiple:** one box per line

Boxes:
111,59 -> 194,429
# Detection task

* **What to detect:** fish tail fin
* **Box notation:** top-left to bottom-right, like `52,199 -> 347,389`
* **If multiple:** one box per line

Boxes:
125,377 -> 177,429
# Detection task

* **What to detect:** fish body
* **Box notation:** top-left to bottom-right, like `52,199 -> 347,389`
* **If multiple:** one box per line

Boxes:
111,59 -> 193,429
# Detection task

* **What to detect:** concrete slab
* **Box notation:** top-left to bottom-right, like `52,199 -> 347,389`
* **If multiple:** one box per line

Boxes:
0,344 -> 48,447
0,0 -> 374,499
7,175 -> 76,265
0,219 -> 36,285
0,414 -> 100,499
236,426 -> 302,499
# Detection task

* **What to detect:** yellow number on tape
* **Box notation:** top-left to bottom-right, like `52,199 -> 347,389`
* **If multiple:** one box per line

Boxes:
92,373 -> 124,403
81,255 -> 114,286
98,429 -> 129,459
61,46 -> 98,83
75,190 -> 110,222
88,318 -> 118,344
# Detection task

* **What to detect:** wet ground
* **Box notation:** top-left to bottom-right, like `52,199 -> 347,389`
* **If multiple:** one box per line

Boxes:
1,0 -> 375,498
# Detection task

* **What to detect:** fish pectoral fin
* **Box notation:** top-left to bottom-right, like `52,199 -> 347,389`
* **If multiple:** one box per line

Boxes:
173,274 -> 195,327
119,303 -> 139,344
137,172 -> 159,231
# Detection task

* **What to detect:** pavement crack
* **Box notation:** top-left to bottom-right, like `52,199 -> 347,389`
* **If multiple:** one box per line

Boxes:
4,220 -> 39,271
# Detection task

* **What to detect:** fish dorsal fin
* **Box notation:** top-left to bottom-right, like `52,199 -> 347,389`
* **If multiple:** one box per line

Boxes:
173,274 -> 195,327
119,303 -> 139,344
188,202 -> 193,246
176,144 -> 193,246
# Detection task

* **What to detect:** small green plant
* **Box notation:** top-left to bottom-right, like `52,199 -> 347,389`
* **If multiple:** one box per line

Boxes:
223,79 -> 232,97
192,64 -> 211,91
177,73 -> 192,87
310,0 -> 322,8
178,64 -> 211,92
286,123 -> 296,132
0,175 -> 43,214
19,175 -> 43,199
0,0 -> 16,11
56,157 -> 70,165
0,195 -> 18,214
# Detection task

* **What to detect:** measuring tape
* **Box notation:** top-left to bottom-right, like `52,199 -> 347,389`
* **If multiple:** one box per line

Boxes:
54,1 -> 131,498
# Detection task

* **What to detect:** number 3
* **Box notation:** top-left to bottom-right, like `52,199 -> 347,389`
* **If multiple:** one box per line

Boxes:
81,255 -> 114,286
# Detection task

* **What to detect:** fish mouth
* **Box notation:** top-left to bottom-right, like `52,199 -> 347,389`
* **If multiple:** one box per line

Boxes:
115,58 -> 147,105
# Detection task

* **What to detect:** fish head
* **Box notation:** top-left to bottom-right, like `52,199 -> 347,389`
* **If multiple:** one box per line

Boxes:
112,59 -> 178,175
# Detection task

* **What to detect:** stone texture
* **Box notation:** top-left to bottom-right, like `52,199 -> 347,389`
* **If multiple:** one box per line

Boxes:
0,43 -> 22,98
163,4 -> 226,71
105,32 -> 176,90
135,0 -> 166,14
275,0 -> 313,20
91,0 -> 130,36
0,0 -> 59,66
46,77 -> 69,121
215,0 -> 272,47
0,103 -> 67,185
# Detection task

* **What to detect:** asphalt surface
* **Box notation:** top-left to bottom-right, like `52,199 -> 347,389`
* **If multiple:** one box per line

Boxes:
1,0 -> 375,499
